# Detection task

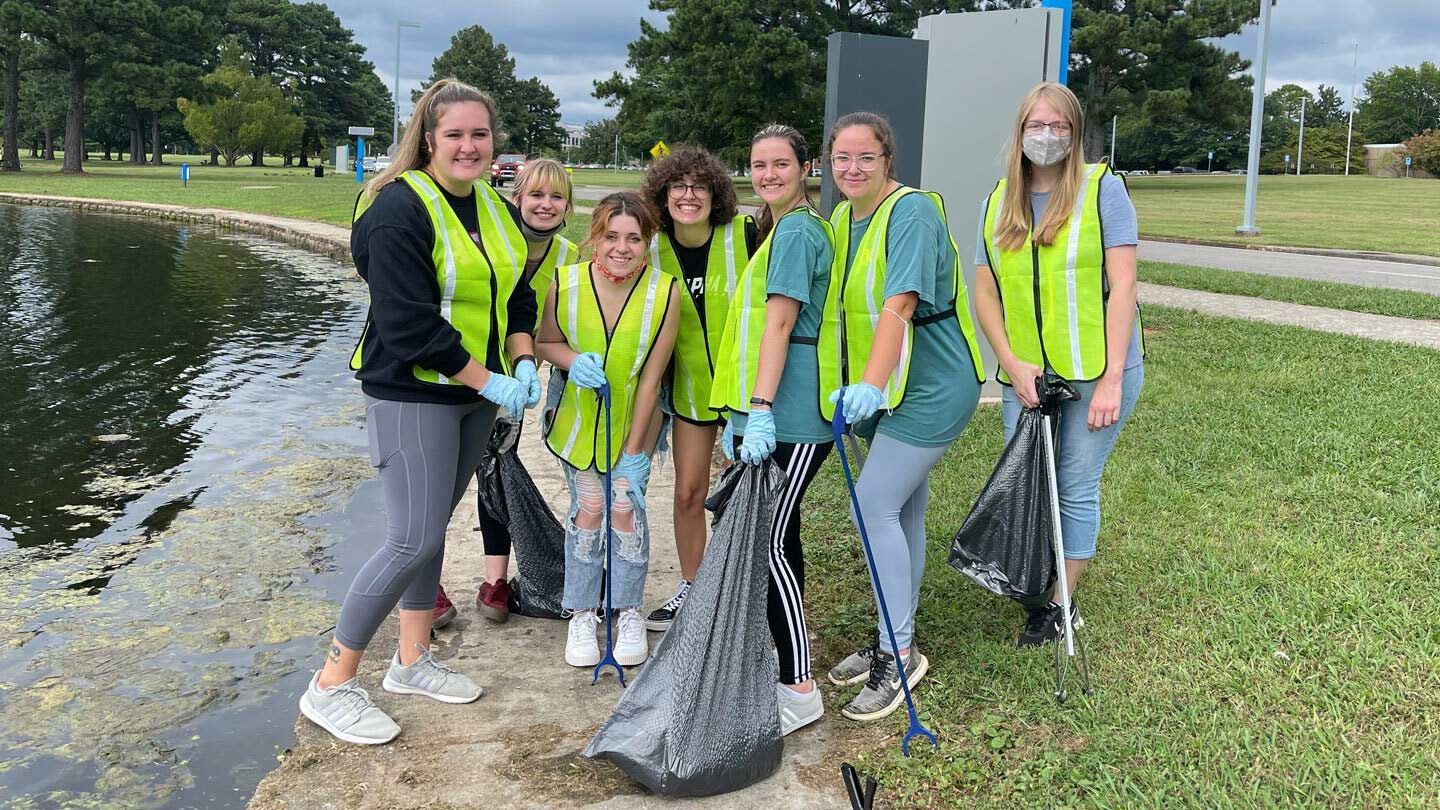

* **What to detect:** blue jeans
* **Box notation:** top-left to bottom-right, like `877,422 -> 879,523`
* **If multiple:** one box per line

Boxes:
1001,364 -> 1144,560
560,463 -> 649,611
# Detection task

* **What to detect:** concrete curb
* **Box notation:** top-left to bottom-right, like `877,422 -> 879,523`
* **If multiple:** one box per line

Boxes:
0,193 -> 353,263
1141,235 -> 1440,269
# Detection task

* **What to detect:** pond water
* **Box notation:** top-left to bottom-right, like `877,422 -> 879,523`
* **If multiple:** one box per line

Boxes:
0,205 -> 380,807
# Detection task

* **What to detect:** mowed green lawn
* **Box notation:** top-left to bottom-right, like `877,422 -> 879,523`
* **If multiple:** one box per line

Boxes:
1126,174 -> 1440,258
799,307 -> 1440,807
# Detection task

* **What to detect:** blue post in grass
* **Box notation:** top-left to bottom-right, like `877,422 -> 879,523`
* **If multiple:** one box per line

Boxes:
831,400 -> 936,756
1041,0 -> 1073,84
355,136 -> 366,184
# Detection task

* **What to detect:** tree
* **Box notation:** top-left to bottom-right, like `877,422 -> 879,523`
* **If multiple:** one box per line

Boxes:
1312,84 -> 1346,128
1260,124 -> 1364,175
0,0 -> 28,170
1357,61 -> 1440,144
177,43 -> 303,167
18,64 -> 64,158
595,0 -> 831,165
282,3 -> 393,166
576,117 -> 621,164
1402,130 -> 1440,176
20,0 -> 160,172
421,24 -> 564,154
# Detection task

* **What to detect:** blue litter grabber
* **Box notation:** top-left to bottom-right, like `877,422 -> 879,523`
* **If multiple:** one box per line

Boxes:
830,397 -> 936,756
591,383 -> 626,687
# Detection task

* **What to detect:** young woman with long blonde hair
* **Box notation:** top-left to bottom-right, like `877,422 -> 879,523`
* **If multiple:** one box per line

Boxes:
972,82 -> 1144,647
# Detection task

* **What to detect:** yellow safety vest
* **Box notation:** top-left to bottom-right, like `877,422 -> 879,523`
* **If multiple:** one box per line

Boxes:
544,262 -> 676,473
650,215 -> 753,422
525,235 -> 578,332
709,206 -> 833,416
817,186 -> 985,421
349,170 -> 526,383
983,162 -> 1126,383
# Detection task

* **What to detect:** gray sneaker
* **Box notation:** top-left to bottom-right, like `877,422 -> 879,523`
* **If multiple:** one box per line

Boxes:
382,644 -> 483,704
839,647 -> 929,722
827,636 -> 878,687
299,672 -> 401,745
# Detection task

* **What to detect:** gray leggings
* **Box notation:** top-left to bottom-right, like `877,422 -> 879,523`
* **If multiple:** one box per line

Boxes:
850,434 -> 950,657
334,396 -> 498,651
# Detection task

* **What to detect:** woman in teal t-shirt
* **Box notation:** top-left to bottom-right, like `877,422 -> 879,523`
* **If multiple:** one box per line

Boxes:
712,124 -> 835,738
821,112 -> 984,724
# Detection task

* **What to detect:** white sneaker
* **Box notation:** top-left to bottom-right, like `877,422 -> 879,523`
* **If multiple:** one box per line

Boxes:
382,644 -> 482,704
614,607 -> 648,666
565,610 -> 601,667
777,682 -> 824,736
298,671 -> 400,745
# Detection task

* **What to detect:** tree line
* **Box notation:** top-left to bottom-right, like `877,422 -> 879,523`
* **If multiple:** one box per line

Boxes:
586,1 -> 1439,176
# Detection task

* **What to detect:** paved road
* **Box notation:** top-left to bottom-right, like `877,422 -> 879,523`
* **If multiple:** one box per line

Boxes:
1139,240 -> 1440,296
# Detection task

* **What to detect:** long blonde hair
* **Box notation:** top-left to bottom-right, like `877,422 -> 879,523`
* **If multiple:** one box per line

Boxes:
361,78 -> 499,203
994,83 -> 1087,252
510,157 -> 574,214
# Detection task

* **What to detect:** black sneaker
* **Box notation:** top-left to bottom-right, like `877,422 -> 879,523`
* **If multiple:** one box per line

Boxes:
645,579 -> 690,632
1017,600 -> 1083,648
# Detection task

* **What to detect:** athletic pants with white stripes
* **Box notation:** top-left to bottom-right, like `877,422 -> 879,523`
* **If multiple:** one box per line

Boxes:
763,439 -> 833,685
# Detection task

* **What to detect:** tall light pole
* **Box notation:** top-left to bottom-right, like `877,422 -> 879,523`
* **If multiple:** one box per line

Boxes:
1344,42 -> 1359,176
393,21 -> 421,150
1109,114 -> 1117,166
1297,95 -> 1305,175
1237,0 -> 1275,236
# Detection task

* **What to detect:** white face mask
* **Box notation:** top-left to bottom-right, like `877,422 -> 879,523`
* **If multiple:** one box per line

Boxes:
1022,131 -> 1072,167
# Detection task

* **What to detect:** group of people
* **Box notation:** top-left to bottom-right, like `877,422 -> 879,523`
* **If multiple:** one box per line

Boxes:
297,77 -> 1144,749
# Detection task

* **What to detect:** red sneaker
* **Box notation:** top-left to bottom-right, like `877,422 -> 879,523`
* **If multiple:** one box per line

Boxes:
477,579 -> 512,624
432,584 -> 457,629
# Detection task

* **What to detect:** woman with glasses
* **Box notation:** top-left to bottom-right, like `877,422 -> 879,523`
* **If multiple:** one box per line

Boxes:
819,112 -> 985,723
972,82 -> 1144,648
638,147 -> 757,633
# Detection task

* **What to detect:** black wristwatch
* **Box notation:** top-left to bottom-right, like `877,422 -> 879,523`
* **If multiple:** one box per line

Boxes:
749,396 -> 774,408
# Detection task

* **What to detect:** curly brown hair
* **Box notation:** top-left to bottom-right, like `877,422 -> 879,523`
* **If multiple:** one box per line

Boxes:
641,145 -> 739,231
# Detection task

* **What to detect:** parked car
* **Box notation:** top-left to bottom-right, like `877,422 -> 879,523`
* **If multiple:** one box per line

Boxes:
1127,169 -> 1151,176
374,155 -> 392,172
491,154 -> 526,186
1229,168 -> 1247,175
1172,165 -> 1200,174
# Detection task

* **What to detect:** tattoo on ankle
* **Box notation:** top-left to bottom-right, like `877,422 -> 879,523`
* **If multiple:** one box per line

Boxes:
328,643 -> 342,663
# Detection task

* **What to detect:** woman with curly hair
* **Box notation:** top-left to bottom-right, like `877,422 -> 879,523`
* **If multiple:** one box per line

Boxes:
639,146 -> 757,632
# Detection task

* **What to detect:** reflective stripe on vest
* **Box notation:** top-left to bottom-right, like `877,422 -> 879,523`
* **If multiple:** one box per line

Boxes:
709,207 -> 833,416
817,186 -> 985,421
526,235 -> 577,333
984,162 -> 1108,383
544,262 -> 675,473
347,171 -> 526,383
650,215 -> 752,422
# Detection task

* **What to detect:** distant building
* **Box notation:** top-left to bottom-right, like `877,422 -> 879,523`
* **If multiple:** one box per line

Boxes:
561,123 -> 584,152
1364,143 -> 1431,178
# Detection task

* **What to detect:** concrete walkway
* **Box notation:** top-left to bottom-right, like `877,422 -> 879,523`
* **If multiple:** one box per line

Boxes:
248,397 -> 847,809
1140,239 -> 1440,296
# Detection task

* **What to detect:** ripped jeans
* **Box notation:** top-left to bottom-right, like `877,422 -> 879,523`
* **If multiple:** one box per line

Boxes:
561,464 -> 649,611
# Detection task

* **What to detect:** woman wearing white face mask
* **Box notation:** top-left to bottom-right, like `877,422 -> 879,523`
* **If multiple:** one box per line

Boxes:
972,82 -> 1145,649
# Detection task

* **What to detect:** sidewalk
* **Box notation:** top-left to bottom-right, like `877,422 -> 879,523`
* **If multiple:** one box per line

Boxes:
248,398 -> 847,809
1139,239 -> 1440,296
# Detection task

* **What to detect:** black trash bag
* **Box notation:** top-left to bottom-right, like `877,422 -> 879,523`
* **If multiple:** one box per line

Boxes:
585,461 -> 786,797
476,416 -> 519,525
948,377 -> 1079,600
501,444 -> 568,620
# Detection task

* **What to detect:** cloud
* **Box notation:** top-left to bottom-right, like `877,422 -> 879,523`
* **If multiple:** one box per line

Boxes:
330,0 -> 664,124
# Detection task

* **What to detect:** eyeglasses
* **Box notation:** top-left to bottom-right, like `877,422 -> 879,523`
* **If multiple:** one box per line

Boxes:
667,182 -> 711,199
1023,120 -> 1073,136
829,153 -> 886,171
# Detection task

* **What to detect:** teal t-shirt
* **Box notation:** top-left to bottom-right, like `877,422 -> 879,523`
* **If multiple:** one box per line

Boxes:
848,192 -> 980,447
731,212 -> 835,444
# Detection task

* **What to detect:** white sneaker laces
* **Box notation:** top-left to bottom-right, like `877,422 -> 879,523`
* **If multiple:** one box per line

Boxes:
619,608 -> 644,640
662,581 -> 691,612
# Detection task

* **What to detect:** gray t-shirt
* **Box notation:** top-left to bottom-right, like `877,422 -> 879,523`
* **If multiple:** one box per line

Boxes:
974,171 -> 1142,370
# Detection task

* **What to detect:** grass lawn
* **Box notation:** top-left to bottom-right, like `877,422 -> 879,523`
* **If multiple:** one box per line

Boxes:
800,306 -> 1440,807
1126,174 -> 1440,258
1140,260 -> 1440,321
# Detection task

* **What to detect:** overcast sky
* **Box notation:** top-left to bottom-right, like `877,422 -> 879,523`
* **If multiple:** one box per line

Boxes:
330,1 -> 1437,126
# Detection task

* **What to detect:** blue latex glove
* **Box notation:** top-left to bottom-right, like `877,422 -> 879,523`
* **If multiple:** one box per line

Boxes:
613,452 -> 651,510
828,382 -> 885,424
513,359 -> 542,408
738,410 -> 776,465
568,352 -> 608,390
480,371 -> 527,415
721,419 -> 736,461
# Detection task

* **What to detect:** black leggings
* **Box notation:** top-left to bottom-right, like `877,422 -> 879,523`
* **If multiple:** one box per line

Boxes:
733,438 -> 833,684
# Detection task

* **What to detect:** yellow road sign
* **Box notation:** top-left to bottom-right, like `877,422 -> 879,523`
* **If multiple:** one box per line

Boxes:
650,140 -> 670,159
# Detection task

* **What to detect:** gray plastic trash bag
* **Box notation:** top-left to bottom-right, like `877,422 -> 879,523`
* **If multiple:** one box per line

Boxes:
584,461 -> 785,797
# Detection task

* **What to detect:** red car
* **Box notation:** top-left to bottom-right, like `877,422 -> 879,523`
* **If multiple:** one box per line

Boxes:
491,154 -> 526,186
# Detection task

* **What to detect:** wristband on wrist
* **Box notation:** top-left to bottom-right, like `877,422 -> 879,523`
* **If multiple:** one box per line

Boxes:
749,396 -> 774,409
513,354 -> 536,367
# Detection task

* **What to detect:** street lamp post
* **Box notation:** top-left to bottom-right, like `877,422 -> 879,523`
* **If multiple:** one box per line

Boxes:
1237,0 -> 1275,237
1344,42 -> 1359,176
1297,96 -> 1305,176
393,21 -> 421,150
